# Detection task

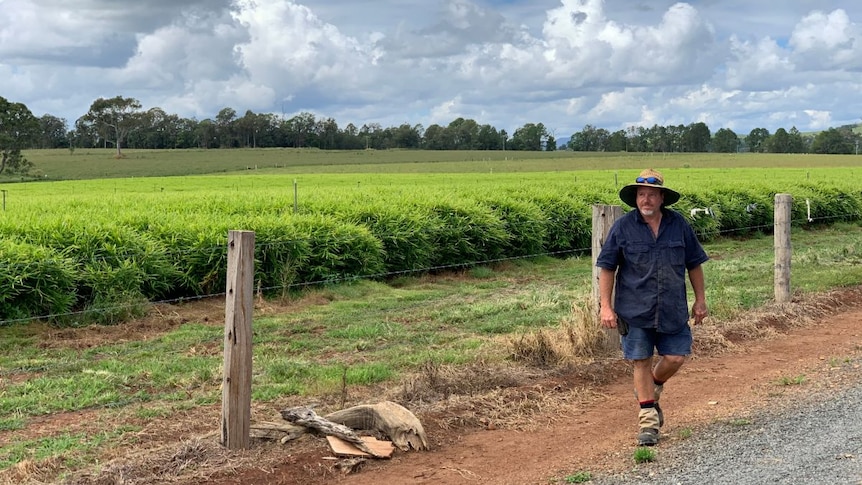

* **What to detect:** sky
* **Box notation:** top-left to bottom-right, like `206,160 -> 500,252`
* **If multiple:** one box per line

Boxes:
1,0 -> 861,138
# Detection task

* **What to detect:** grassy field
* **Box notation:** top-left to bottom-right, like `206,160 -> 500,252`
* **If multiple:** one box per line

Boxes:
13,148 -> 862,181
2,150 -> 862,482
3,153 -> 862,327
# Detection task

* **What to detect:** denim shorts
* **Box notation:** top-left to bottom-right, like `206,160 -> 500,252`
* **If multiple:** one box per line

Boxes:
621,325 -> 692,360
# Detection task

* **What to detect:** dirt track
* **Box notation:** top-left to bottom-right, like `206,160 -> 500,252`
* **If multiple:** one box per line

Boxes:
202,292 -> 862,485
7,290 -> 861,485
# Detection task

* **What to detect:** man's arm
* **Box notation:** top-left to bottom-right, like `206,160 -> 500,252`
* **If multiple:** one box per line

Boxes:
688,265 -> 708,324
598,267 -> 617,329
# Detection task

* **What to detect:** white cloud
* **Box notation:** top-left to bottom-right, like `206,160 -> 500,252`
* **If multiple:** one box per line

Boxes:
542,1 -> 717,86
429,97 -> 464,126
0,1 -> 83,52
586,88 -> 644,122
802,109 -> 833,130
232,1 -> 365,85
3,0 -> 862,134
790,9 -> 862,70
725,36 -> 794,91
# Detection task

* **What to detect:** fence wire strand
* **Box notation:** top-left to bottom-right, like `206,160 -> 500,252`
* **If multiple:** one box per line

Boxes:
2,211 -> 860,326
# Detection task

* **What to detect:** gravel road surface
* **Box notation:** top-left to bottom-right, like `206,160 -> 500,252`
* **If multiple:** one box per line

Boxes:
593,363 -> 862,485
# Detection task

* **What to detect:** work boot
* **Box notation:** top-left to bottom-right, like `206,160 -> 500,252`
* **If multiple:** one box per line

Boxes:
634,383 -> 665,428
637,407 -> 661,446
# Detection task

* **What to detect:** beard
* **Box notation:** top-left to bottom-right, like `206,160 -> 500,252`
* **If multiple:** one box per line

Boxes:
640,208 -> 656,217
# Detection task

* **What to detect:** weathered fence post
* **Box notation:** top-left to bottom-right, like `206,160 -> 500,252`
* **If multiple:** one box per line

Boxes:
592,204 -> 623,350
774,194 -> 792,303
221,230 -> 255,450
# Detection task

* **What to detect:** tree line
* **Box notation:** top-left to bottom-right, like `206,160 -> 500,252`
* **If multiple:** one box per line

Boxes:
568,123 -> 860,155
2,94 -> 860,176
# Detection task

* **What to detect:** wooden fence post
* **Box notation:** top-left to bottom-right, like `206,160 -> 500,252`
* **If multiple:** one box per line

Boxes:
774,194 -> 792,303
592,204 -> 623,351
221,230 -> 255,450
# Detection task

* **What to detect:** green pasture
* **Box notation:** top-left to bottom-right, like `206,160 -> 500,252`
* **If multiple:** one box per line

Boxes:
14,147 -> 862,181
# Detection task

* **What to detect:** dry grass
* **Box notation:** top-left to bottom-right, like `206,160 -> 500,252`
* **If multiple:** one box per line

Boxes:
2,458 -> 63,485
428,384 -> 604,432
6,288 -> 862,485
56,438 -> 270,485
693,286 -> 862,356
508,298 -> 607,367
392,360 -> 537,403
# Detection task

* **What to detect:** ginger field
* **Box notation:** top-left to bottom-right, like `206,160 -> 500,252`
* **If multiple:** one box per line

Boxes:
2,150 -> 862,325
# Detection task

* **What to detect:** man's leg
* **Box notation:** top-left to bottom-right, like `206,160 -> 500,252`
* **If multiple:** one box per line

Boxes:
633,358 -> 655,401
649,326 -> 693,435
633,358 -> 660,446
653,354 -> 685,383
621,328 -> 661,446
650,354 -> 685,428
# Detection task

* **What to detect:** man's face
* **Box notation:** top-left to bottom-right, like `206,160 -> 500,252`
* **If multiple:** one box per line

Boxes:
636,186 -> 664,217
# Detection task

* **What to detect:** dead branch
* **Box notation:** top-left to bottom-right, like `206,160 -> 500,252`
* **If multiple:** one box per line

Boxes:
249,422 -> 307,443
324,401 -> 429,451
280,406 -> 382,457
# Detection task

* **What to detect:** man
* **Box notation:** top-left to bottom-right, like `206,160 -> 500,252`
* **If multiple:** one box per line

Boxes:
596,168 -> 709,446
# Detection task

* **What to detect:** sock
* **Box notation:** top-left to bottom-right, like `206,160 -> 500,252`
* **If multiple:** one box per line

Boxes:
639,400 -> 655,409
653,377 -> 666,386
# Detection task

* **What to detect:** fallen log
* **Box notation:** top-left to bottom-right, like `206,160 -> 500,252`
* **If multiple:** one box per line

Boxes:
280,406 -> 383,457
324,401 -> 429,451
249,422 -> 307,443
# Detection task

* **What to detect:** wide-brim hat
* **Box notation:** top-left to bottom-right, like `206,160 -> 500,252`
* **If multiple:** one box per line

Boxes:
618,168 -> 681,208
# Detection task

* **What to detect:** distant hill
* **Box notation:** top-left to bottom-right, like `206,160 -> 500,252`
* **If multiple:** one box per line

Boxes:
801,123 -> 862,137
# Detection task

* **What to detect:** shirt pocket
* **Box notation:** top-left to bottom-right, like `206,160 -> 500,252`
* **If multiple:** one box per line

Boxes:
665,240 -> 686,269
624,243 -> 652,269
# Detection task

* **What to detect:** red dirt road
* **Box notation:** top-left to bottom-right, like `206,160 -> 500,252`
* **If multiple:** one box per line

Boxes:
207,297 -> 862,485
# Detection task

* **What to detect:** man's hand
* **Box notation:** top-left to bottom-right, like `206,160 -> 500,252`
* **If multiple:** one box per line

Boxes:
600,305 -> 617,329
691,300 -> 708,325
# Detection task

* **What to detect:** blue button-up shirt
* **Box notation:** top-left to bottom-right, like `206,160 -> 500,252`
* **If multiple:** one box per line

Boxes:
596,207 -> 708,333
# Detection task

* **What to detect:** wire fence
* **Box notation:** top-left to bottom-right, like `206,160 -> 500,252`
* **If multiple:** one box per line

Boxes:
2,210 -> 860,327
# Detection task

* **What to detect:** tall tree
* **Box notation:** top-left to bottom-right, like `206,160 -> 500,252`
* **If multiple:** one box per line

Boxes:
684,122 -> 712,152
38,114 -> 69,149
393,123 -> 421,148
448,118 -> 480,150
0,96 -> 39,175
811,127 -> 855,154
766,128 -> 791,153
80,96 -> 143,157
195,119 -> 217,149
644,125 -> 671,152
568,124 -> 607,151
134,107 -> 182,149
422,124 -> 449,150
510,123 -> 546,151
606,130 -> 627,152
340,123 -> 363,149
286,112 -> 317,148
215,107 -> 238,148
476,124 -> 501,150
316,117 -> 340,149
786,127 -> 806,153
745,128 -> 770,153
713,128 -> 739,153
626,126 -> 646,152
